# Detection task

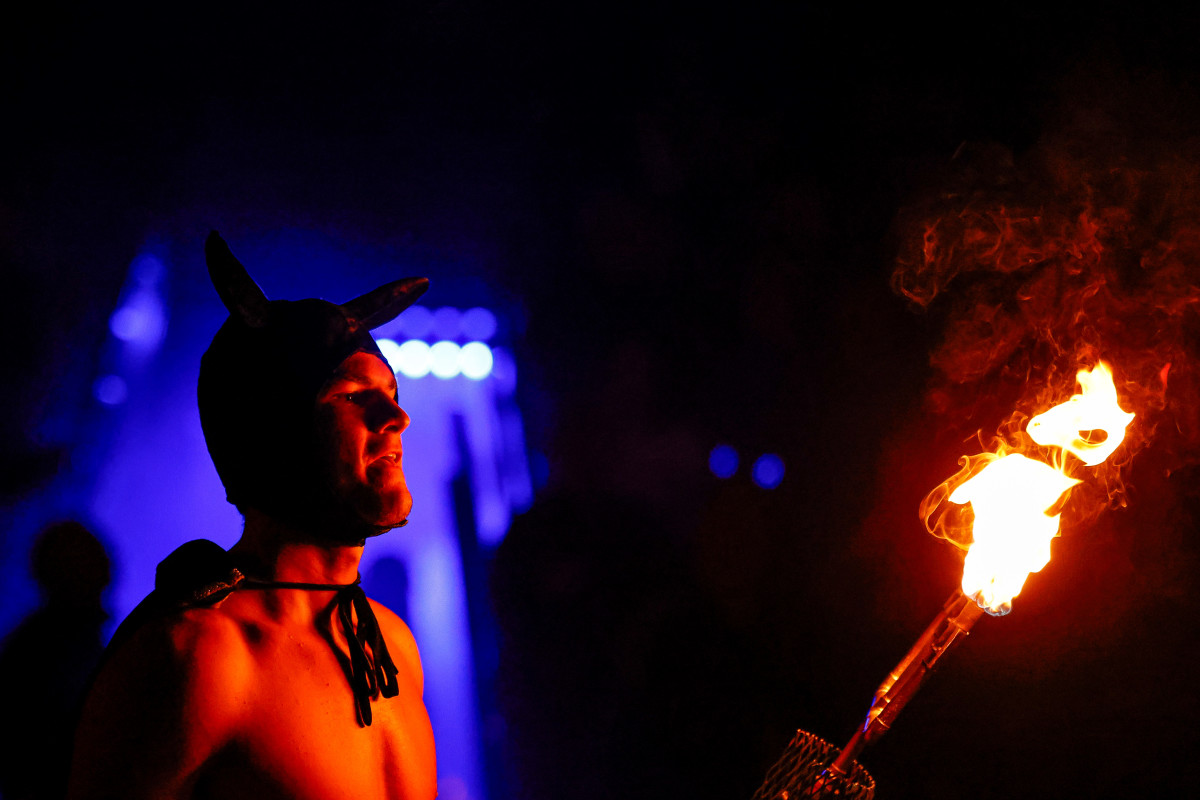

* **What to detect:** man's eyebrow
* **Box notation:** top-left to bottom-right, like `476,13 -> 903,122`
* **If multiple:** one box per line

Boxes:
331,371 -> 372,384
330,370 -> 397,393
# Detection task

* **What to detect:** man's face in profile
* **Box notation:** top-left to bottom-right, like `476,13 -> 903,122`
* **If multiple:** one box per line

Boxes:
314,351 -> 413,532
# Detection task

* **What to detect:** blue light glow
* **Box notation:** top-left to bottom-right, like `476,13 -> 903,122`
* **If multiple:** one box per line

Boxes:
709,445 -> 739,479
530,451 -> 550,490
459,342 -> 493,380
395,340 -> 433,378
388,339 -> 495,380
110,307 -> 148,341
432,307 -> 461,340
130,253 -> 164,285
461,307 -> 497,341
395,305 -> 434,339
108,289 -> 165,346
430,341 -> 462,379
94,375 -> 128,405
752,454 -> 785,489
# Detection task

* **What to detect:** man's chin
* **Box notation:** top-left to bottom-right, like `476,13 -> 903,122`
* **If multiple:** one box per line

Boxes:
364,492 -> 412,535
317,478 -> 411,539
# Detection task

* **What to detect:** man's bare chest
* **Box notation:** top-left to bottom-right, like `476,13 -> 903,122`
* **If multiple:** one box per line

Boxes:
195,629 -> 436,800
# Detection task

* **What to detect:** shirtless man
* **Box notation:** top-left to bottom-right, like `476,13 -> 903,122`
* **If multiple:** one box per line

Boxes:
67,234 -> 437,799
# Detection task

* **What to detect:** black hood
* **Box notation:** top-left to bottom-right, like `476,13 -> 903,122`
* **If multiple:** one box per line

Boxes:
197,232 -> 428,534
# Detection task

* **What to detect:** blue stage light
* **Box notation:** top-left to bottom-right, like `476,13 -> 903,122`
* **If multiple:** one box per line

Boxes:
375,338 -> 404,373
709,445 -> 739,478
432,307 -> 461,340
461,307 -> 497,341
108,289 -> 165,346
94,375 -> 128,405
460,342 -> 493,380
109,306 -> 148,341
430,341 -> 462,378
129,253 -> 164,286
395,340 -> 433,378
752,454 -> 785,489
396,305 -> 434,339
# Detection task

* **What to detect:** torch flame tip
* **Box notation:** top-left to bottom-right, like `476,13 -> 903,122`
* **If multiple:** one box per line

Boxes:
935,360 -> 1134,614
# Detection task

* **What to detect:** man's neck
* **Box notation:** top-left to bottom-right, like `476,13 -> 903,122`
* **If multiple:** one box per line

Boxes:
230,508 -> 364,587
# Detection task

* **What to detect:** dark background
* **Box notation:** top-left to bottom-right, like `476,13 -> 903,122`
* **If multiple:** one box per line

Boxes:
5,3 -> 1200,798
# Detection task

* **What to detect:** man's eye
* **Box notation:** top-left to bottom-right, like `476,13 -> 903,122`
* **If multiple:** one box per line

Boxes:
344,393 -> 359,403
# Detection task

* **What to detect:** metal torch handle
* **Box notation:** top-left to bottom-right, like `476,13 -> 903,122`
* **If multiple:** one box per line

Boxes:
826,589 -> 985,778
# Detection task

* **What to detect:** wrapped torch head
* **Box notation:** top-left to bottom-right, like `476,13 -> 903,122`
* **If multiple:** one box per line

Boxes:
753,729 -> 875,800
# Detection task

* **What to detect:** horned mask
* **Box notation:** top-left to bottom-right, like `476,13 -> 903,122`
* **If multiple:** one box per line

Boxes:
198,232 -> 428,539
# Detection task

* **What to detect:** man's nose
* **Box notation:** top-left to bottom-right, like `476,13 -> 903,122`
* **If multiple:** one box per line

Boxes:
374,394 -> 410,434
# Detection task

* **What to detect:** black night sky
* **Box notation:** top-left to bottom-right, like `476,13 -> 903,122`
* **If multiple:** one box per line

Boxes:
6,3 -> 1200,798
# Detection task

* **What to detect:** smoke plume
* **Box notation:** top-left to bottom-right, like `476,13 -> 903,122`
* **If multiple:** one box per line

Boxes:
892,72 -> 1200,546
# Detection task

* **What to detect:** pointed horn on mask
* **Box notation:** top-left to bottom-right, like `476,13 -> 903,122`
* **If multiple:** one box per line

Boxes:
342,277 -> 430,331
205,231 -> 270,328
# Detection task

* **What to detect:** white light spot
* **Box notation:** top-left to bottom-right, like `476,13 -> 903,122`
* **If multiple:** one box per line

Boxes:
459,342 -> 493,380
430,341 -> 461,379
375,338 -> 403,373
395,340 -> 432,379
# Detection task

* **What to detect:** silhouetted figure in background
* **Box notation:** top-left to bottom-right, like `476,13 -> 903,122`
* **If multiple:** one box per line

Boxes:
0,521 -> 111,800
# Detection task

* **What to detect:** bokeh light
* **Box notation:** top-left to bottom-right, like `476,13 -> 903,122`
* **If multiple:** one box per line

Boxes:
460,342 -> 494,380
709,445 -> 739,478
432,307 -> 461,340
395,305 -> 434,339
376,338 -> 403,372
752,453 -> 785,489
431,341 -> 462,378
94,375 -> 128,406
461,307 -> 498,341
395,339 -> 433,378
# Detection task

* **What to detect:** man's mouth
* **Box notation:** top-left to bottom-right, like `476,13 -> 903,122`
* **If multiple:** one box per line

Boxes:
374,452 -> 402,467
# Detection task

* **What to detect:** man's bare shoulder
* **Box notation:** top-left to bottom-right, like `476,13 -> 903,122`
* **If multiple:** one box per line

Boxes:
367,597 -> 424,693
68,602 -> 256,799
113,601 -> 256,698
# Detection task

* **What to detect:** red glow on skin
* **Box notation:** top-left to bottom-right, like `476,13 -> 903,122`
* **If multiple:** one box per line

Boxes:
315,352 -> 413,530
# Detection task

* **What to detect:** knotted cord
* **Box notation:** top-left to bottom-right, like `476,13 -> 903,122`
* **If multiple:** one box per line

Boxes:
239,577 -> 400,726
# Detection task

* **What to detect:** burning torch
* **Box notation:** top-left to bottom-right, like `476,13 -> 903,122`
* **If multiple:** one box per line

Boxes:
754,362 -> 1136,799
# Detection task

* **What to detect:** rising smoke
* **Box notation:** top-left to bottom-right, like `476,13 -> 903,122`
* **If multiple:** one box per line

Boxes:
891,70 -> 1200,545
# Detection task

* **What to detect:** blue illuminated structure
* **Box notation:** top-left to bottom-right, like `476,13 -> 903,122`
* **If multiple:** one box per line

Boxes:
3,233 -> 531,800
378,337 -> 496,381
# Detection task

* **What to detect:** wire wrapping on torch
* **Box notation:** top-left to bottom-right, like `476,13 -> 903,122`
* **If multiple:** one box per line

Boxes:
751,590 -> 987,798
752,729 -> 875,800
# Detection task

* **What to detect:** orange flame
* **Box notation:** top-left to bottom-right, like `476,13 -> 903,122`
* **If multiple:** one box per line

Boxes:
929,362 -> 1135,615
1026,363 -> 1136,466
